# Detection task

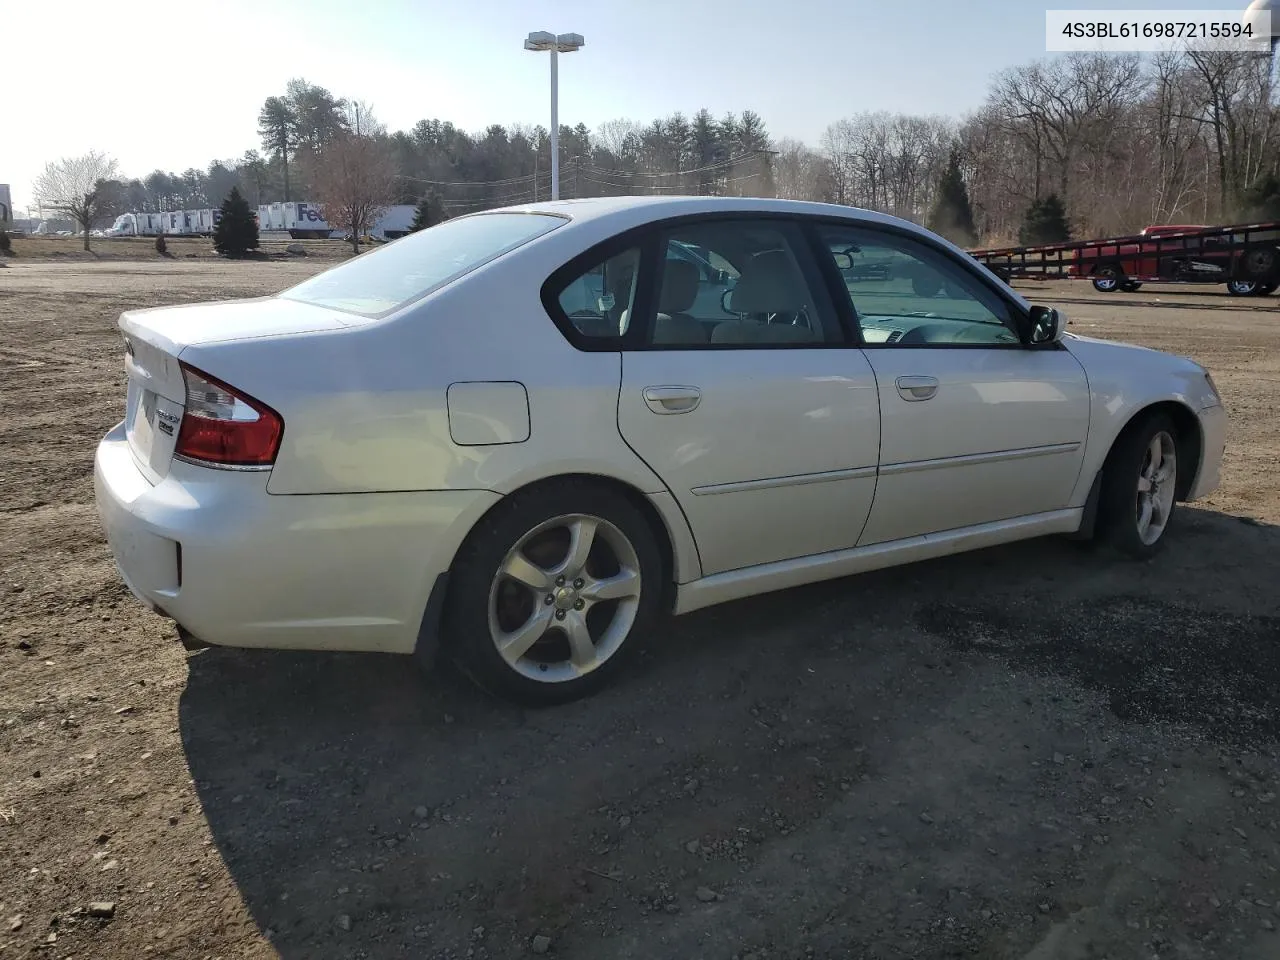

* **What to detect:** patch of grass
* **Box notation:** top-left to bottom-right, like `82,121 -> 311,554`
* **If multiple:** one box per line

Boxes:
8,235 -> 348,261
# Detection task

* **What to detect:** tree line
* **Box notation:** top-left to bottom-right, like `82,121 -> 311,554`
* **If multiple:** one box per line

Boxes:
31,48 -> 1280,252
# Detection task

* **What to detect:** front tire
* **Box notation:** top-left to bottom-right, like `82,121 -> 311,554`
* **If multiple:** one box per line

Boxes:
1097,414 -> 1179,559
443,480 -> 664,706
1227,278 -> 1259,296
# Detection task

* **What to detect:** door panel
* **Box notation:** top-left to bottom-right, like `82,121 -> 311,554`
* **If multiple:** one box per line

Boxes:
619,350 -> 881,574
858,347 -> 1090,544
810,221 -> 1092,546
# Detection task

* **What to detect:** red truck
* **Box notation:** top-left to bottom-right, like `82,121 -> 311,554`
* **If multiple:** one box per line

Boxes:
971,221 -> 1280,296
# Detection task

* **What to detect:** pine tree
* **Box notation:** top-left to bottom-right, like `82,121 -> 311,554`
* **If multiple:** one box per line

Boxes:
1019,193 -> 1070,245
927,149 -> 977,247
1241,173 -> 1280,221
410,192 -> 445,231
213,187 -> 260,258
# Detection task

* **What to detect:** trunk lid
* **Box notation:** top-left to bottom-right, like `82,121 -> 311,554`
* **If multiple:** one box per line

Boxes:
118,296 -> 354,483
122,335 -> 186,484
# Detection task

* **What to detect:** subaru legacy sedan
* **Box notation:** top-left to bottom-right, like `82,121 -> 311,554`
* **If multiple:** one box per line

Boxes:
95,196 -> 1226,705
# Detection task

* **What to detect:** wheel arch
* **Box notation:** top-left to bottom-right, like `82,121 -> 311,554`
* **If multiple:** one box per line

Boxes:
413,471 -> 696,668
1084,399 -> 1204,526
1091,260 -> 1126,277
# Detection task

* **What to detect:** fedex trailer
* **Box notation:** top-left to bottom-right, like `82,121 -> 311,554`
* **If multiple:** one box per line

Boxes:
257,203 -> 285,232
285,201 -> 334,239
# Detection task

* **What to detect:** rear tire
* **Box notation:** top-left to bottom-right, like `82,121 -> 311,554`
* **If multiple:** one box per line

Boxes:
1097,413 -> 1179,559
1227,278 -> 1259,296
1242,245 -> 1278,279
1120,280 -> 1143,292
443,480 -> 665,706
1092,263 -> 1124,293
1256,282 -> 1277,296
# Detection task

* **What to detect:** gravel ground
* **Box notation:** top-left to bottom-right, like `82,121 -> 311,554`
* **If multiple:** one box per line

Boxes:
2,260 -> 1280,960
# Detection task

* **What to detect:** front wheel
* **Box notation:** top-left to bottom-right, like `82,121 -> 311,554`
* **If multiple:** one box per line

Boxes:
1120,280 -> 1143,292
1227,278 -> 1259,296
1098,414 -> 1179,559
443,481 -> 664,706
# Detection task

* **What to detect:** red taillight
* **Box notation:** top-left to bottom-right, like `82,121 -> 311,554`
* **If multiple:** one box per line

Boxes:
174,363 -> 283,468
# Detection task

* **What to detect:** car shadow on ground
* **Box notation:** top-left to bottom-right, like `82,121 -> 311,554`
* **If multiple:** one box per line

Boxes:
179,508 -> 1280,958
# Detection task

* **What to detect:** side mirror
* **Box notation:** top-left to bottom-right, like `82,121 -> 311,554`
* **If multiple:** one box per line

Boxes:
1027,305 -> 1066,345
721,288 -> 735,314
831,252 -> 854,271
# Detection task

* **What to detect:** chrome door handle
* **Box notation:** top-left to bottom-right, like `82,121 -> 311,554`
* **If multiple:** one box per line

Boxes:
642,385 -> 702,414
896,376 -> 938,401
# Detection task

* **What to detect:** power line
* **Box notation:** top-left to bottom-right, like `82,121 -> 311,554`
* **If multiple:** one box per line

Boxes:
392,150 -> 765,192
579,152 -> 762,179
396,172 -> 536,188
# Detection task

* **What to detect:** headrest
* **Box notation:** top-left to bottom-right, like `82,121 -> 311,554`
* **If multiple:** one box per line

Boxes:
658,259 -> 700,314
727,250 -> 807,314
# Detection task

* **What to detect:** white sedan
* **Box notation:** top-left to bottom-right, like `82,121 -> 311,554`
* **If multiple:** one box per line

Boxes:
95,196 -> 1226,704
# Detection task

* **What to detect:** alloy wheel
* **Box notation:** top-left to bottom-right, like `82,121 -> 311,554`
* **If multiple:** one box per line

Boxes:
1135,431 -> 1177,546
487,513 -> 642,683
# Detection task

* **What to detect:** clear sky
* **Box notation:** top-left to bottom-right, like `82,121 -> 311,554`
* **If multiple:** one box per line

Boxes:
5,0 -> 1242,212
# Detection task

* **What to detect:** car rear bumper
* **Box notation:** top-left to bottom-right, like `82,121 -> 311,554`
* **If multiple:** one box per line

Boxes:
1189,401 -> 1226,501
94,421 -> 498,654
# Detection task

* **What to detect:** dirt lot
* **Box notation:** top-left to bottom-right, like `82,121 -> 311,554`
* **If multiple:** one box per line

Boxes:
2,259 -> 1280,960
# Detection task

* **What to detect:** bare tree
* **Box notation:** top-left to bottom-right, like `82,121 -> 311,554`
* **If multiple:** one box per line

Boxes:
595,118 -> 641,159
314,134 -> 397,254
344,99 -> 386,138
819,113 -> 952,219
773,138 -> 829,201
1184,46 -> 1278,213
32,151 -> 119,250
990,53 -> 1147,203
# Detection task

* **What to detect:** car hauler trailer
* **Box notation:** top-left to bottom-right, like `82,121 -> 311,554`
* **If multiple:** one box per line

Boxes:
970,221 -> 1280,296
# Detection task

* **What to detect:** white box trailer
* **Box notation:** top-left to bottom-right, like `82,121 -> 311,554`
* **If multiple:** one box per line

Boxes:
372,204 -> 416,240
257,203 -> 286,232
160,211 -> 192,235
106,212 -> 166,237
192,209 -> 218,235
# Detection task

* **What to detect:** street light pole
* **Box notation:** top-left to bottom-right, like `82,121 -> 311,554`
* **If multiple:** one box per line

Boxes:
1244,0 -> 1277,76
524,31 -> 584,201
550,44 -> 559,201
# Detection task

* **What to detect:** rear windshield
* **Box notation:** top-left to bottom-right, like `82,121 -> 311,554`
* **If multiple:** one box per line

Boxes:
279,212 -> 565,317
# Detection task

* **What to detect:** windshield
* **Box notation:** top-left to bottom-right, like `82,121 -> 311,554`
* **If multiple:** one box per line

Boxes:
280,212 -> 566,317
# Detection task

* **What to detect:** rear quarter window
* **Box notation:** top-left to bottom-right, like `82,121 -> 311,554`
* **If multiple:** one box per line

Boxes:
279,212 -> 566,318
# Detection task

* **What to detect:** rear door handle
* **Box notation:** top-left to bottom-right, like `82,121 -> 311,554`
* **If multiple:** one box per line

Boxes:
896,375 -> 938,401
642,385 -> 702,414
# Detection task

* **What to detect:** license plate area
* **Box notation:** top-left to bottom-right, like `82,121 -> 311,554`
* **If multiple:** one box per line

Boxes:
125,379 -> 183,483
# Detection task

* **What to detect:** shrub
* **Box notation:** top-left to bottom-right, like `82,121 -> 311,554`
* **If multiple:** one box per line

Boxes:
155,233 -> 167,255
